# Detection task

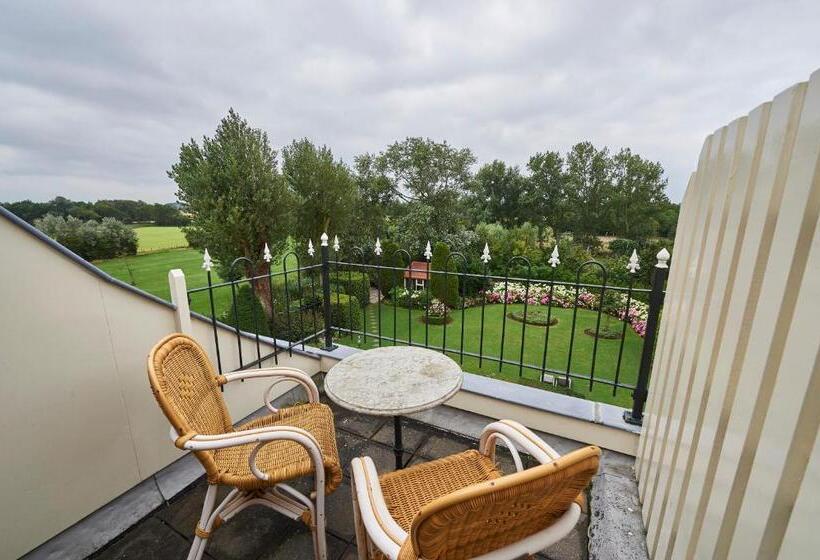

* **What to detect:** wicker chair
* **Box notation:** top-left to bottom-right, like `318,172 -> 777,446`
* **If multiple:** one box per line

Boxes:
351,420 -> 600,560
147,333 -> 342,560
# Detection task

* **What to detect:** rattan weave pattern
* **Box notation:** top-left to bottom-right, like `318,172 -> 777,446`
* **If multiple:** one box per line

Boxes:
213,403 -> 342,492
372,446 -> 599,560
378,450 -> 503,532
408,446 -> 599,560
147,333 -> 341,493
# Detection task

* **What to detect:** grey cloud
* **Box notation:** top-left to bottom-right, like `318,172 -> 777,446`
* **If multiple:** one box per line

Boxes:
1,0 -> 818,203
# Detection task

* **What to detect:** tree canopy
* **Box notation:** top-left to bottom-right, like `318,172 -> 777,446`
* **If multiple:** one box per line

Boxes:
168,109 -> 294,312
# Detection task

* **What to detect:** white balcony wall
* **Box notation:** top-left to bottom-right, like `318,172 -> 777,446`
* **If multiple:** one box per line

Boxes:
0,214 -> 321,559
636,69 -> 820,559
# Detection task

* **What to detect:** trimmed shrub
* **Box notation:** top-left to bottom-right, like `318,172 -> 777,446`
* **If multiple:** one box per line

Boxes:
430,242 -> 460,307
329,270 -> 370,307
34,214 -> 137,260
374,239 -> 405,294
220,285 -> 362,343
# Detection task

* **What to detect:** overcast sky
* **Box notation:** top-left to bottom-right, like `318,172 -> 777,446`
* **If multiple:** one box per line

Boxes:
1,1 -> 818,204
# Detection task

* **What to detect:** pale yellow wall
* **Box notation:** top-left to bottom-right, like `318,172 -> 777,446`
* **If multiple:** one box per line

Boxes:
636,70 -> 820,559
0,217 -> 321,559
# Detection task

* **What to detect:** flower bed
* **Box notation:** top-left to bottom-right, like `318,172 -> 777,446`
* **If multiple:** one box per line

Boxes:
482,282 -> 648,337
506,308 -> 559,327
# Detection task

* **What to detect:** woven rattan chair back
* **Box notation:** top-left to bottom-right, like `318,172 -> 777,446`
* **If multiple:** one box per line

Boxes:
404,446 -> 600,560
148,333 -> 232,474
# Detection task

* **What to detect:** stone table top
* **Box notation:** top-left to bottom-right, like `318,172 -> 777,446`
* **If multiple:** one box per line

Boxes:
324,346 -> 463,416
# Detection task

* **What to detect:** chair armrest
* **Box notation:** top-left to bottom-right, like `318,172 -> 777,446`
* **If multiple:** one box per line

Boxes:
479,419 -> 561,467
220,367 -> 320,413
351,457 -> 407,560
174,425 -> 325,483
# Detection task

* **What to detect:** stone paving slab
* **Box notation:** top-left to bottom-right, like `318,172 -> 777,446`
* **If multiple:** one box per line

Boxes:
87,387 -> 646,560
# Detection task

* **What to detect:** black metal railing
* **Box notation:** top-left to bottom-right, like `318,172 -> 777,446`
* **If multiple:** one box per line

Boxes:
186,240 -> 668,424
186,255 -> 325,378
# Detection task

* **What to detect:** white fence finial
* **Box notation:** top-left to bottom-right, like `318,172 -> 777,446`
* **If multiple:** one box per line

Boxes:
480,243 -> 491,264
656,248 -> 670,269
307,239 -> 315,257
548,245 -> 560,268
202,249 -> 212,271
424,241 -> 433,261
263,243 -> 271,263
627,249 -> 640,274
320,232 -> 329,247
333,235 -> 340,252
374,237 -> 383,256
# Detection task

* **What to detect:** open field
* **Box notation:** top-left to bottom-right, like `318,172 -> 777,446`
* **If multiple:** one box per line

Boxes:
132,226 -> 188,253
95,247 -> 282,319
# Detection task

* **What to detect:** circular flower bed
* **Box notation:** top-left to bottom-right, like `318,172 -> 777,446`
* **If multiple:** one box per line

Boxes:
420,314 -> 454,325
583,326 -> 623,340
506,309 -> 559,327
483,282 -> 649,338
421,298 -> 453,325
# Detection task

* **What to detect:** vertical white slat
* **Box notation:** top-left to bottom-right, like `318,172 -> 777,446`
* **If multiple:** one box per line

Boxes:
636,177 -> 697,477
640,131 -> 722,523
668,99 -> 777,560
645,123 -> 737,548
692,81 -> 808,559
648,117 -> 747,559
660,101 -> 771,560
638,138 -> 714,497
637,177 -> 697,466
722,69 -> 820,559
775,421 -> 820,558
667,83 -> 806,559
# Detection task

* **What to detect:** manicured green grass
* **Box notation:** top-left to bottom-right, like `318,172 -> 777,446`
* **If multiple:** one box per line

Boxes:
96,248 -> 642,406
335,303 -> 643,407
96,248 -> 284,320
133,226 -> 188,253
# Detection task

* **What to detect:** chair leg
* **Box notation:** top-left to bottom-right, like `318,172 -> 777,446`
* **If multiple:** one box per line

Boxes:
312,492 -> 328,560
187,484 -> 218,560
350,476 -> 369,560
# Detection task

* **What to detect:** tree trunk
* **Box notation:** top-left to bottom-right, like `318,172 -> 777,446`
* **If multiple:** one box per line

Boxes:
249,261 -> 274,320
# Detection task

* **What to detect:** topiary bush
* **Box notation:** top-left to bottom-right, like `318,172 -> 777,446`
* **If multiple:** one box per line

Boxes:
430,242 -> 460,307
329,270 -> 370,307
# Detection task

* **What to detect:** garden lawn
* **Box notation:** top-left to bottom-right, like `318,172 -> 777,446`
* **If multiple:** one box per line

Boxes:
335,303 -> 644,407
97,248 -> 233,318
95,249 -> 642,407
133,226 -> 188,253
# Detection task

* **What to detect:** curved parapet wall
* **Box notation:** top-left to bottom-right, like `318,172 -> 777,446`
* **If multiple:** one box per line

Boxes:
0,206 -> 321,558
636,69 -> 820,559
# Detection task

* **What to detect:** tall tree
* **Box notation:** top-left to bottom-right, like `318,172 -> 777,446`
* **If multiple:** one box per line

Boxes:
564,142 -> 611,236
525,150 -> 566,235
607,148 -> 669,238
370,137 -> 475,251
283,139 -> 357,255
470,160 -> 527,227
168,109 -> 294,315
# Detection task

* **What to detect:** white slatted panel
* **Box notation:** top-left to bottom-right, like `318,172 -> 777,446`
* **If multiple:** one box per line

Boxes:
636,69 -> 820,559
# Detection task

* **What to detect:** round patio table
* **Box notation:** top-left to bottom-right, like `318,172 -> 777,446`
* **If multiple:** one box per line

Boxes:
324,346 -> 463,470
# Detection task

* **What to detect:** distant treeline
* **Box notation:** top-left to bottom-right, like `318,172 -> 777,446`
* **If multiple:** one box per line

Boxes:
1,197 -> 189,226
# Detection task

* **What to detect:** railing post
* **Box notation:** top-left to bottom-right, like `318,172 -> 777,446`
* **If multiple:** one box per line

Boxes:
320,233 -> 336,351
624,248 -> 670,426
168,268 -> 193,334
